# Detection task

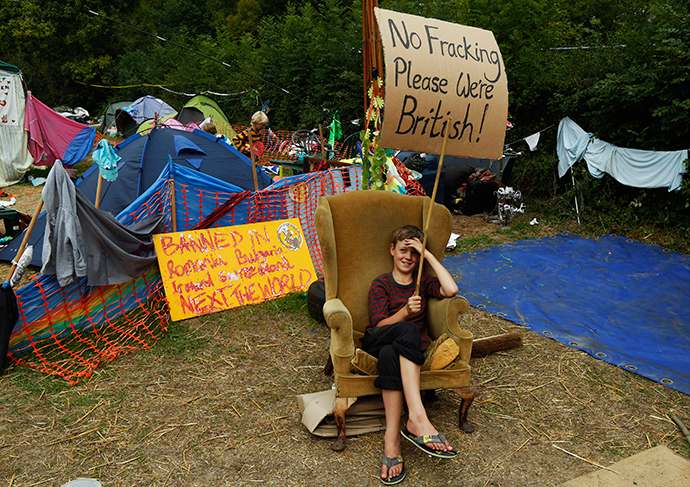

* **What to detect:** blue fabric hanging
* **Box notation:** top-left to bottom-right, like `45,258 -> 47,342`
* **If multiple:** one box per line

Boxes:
557,117 -> 688,191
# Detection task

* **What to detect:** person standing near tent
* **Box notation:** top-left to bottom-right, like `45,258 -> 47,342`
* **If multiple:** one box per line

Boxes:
232,111 -> 269,157
363,225 -> 458,485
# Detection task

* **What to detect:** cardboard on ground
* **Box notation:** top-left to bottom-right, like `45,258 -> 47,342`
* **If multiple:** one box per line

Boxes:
374,8 -> 508,159
153,219 -> 316,321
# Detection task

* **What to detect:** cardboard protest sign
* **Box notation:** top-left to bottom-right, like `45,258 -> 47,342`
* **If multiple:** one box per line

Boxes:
374,8 -> 508,159
154,219 -> 316,321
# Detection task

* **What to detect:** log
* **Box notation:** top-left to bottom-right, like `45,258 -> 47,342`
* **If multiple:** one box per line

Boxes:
471,332 -> 523,358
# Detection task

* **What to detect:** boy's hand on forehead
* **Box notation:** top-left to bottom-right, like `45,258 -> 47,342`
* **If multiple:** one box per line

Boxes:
403,237 -> 424,255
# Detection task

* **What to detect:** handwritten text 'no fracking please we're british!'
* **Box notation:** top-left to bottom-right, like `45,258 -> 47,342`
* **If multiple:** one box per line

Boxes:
385,17 -> 503,143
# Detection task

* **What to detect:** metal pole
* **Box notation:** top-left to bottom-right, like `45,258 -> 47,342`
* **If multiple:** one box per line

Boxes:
571,171 -> 581,225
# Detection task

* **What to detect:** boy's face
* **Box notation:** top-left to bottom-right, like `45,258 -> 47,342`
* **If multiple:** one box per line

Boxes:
251,121 -> 265,131
390,239 -> 420,275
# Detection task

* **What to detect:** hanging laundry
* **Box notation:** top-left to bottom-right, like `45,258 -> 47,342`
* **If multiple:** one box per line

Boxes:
524,132 -> 540,151
556,117 -> 688,191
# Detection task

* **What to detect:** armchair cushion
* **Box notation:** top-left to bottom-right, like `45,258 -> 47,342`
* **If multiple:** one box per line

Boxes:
350,349 -> 378,376
421,333 -> 449,371
430,337 -> 460,370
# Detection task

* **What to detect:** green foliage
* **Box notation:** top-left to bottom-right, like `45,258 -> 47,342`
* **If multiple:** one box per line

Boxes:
496,221 -> 542,241
547,0 -> 690,149
259,292 -> 308,315
247,0 -> 363,127
145,319 -> 210,358
509,151 -> 559,200
8,368 -> 70,397
451,234 -> 496,253
224,0 -> 262,38
360,77 -> 387,190
153,0 -> 213,40
1,0 -> 689,238
0,0 -> 138,109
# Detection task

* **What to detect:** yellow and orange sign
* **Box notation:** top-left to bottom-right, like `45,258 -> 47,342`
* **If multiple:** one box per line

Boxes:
153,219 -> 316,321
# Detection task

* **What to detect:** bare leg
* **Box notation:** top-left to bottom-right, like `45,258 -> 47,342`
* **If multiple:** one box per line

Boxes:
400,356 -> 453,452
381,389 -> 404,481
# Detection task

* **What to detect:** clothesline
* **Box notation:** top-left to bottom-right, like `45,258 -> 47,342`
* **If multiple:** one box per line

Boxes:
505,122 -> 557,151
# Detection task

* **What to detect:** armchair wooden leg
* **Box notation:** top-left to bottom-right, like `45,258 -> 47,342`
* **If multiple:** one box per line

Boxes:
323,355 -> 333,376
455,387 -> 475,433
331,396 -> 357,451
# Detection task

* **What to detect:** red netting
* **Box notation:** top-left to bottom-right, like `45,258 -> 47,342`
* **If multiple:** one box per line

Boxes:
226,124 -> 362,165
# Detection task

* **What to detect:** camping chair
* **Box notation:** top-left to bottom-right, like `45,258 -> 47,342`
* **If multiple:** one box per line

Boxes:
314,190 -> 475,451
334,132 -> 363,161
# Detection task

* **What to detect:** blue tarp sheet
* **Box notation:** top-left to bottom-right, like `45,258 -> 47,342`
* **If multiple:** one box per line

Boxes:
444,233 -> 690,395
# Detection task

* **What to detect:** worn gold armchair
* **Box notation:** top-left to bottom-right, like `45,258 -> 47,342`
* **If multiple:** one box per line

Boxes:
314,190 -> 475,451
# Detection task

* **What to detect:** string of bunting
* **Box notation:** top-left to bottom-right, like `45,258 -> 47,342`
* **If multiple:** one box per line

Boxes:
74,80 -> 259,100
157,85 -> 259,98
73,80 -> 176,89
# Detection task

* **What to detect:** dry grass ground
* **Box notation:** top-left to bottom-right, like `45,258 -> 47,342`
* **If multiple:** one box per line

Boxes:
0,184 -> 689,487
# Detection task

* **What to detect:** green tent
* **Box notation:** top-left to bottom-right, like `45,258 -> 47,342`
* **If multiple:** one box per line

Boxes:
176,94 -> 230,125
0,61 -> 21,73
98,100 -> 132,135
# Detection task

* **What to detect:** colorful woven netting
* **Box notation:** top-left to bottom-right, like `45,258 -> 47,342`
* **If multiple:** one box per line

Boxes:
9,165 -> 363,384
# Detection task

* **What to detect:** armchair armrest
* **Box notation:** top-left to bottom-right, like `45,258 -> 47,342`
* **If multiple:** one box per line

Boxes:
427,296 -> 473,363
323,298 -> 356,376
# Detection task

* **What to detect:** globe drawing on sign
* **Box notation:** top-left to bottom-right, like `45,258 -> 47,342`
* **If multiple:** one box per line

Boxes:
277,222 -> 302,251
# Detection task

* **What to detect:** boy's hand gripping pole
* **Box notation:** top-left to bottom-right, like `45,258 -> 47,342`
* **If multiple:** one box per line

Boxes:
415,119 -> 451,295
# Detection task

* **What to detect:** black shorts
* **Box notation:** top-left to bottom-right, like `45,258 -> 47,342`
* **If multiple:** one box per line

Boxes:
361,321 -> 425,390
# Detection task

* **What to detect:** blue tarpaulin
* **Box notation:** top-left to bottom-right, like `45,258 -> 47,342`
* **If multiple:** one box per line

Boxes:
444,233 -> 690,395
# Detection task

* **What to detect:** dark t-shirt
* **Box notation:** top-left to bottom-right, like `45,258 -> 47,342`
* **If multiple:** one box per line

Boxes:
368,272 -> 444,349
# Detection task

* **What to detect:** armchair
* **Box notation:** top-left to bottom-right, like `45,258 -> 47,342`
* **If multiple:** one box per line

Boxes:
314,190 -> 475,451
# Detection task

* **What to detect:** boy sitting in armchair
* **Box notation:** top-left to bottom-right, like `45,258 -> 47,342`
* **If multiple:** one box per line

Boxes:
362,225 -> 459,485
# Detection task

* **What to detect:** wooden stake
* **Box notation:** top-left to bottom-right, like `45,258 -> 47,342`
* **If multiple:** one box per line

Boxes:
415,119 -> 451,295
471,333 -> 524,358
170,180 -> 177,233
319,124 -> 326,170
248,129 -> 259,190
7,198 -> 44,280
571,171 -> 581,225
95,172 -> 103,209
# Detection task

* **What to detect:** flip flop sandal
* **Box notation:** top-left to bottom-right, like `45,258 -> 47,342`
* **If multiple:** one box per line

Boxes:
401,427 -> 458,459
381,454 -> 406,485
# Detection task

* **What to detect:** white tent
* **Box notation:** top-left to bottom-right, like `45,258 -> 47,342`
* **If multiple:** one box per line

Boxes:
0,61 -> 33,187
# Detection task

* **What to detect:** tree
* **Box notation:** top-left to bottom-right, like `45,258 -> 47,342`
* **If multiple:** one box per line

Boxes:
220,0 -> 363,129
0,0 -> 139,111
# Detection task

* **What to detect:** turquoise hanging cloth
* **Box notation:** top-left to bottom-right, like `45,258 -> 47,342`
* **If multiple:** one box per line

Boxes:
329,111 -> 342,148
92,139 -> 121,181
